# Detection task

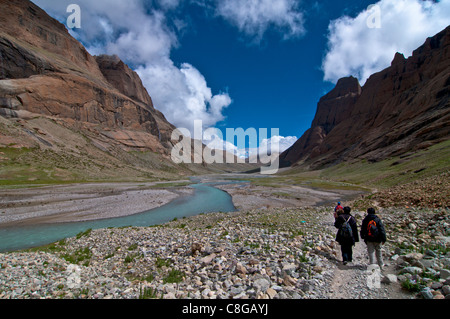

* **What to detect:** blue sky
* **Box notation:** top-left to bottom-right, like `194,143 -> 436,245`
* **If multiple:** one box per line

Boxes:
33,0 -> 450,154
168,1 -> 369,135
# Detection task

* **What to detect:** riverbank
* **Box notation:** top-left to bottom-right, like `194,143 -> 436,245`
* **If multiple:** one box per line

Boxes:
215,181 -> 365,211
0,175 -> 366,228
0,183 -> 449,299
0,205 -> 435,300
0,182 -> 193,227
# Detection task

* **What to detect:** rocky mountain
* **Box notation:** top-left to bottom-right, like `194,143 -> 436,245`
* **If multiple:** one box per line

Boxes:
0,0 -> 251,184
280,26 -> 450,170
0,0 -> 175,152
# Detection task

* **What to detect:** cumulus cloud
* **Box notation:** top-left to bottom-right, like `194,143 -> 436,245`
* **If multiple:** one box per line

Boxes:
206,133 -> 298,160
216,0 -> 306,42
33,0 -> 231,135
136,61 -> 232,134
322,0 -> 450,84
257,135 -> 298,155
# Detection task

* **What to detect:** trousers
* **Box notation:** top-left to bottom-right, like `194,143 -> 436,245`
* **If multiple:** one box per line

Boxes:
366,241 -> 383,267
340,244 -> 353,262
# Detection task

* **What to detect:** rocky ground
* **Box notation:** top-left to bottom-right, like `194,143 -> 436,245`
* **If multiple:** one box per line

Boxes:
215,181 -> 364,211
0,203 -> 448,300
371,172 -> 449,209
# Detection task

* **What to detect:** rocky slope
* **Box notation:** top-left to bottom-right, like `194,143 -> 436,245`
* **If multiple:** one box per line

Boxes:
280,26 -> 450,169
1,204 -> 448,300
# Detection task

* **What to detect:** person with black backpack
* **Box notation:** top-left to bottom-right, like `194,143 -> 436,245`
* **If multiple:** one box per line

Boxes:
334,206 -> 359,265
360,208 -> 387,269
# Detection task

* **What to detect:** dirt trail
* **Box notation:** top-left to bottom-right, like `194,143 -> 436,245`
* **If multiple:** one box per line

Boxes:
323,212 -> 414,299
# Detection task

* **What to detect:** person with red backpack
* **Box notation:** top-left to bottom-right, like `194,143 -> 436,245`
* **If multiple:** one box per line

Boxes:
360,208 -> 387,269
334,202 -> 344,219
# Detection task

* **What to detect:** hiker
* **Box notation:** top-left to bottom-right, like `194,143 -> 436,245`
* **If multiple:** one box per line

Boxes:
360,208 -> 386,269
334,206 -> 359,265
334,201 -> 344,219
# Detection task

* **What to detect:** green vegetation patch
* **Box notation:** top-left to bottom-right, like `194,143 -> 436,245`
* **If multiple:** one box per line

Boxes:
62,247 -> 92,266
320,139 -> 450,188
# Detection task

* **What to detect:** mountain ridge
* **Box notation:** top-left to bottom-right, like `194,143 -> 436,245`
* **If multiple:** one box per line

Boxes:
0,0 -> 252,184
0,0 -> 175,153
280,25 -> 450,170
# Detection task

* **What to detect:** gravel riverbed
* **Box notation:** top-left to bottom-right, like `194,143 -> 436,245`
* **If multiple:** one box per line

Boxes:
1,205 -> 448,300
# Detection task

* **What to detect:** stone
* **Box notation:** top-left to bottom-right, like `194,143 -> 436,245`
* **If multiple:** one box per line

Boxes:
282,263 -> 297,276
421,288 -> 434,300
419,259 -> 436,269
283,275 -> 297,287
163,292 -> 176,299
200,253 -> 216,266
440,269 -> 450,280
442,285 -> 450,295
230,286 -> 244,295
381,274 -> 398,284
431,282 -> 443,290
404,253 -> 423,262
400,267 -> 423,275
253,278 -> 270,293
424,249 -> 438,258
235,263 -> 247,275
191,243 -> 203,255
266,288 -> 277,299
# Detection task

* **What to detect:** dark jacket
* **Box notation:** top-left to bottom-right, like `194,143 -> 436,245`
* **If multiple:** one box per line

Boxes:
360,213 -> 387,243
334,213 -> 359,245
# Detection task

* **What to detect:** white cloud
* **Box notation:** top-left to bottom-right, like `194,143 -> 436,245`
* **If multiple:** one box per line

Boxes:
32,0 -> 230,135
205,133 -> 297,160
216,0 -> 305,42
258,135 -> 298,154
202,128 -> 240,154
322,0 -> 450,84
136,61 -> 232,134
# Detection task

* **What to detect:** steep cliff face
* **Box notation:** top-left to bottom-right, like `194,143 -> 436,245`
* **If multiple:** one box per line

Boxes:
95,55 -> 154,107
281,26 -> 450,169
0,0 -> 104,81
0,0 -> 174,154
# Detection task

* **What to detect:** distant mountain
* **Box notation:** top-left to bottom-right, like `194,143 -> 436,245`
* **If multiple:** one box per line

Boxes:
280,25 -> 450,170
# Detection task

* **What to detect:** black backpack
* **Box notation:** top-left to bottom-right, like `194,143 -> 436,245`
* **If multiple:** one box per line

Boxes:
339,217 -> 353,242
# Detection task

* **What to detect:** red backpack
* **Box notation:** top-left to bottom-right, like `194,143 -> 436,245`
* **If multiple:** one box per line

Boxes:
367,219 -> 379,239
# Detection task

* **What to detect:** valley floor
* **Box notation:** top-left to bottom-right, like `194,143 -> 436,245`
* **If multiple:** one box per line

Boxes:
0,175 -> 365,227
0,176 -> 448,301
0,206 -> 412,300
0,181 -> 193,227
2,203 -> 448,300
